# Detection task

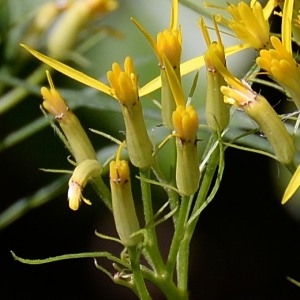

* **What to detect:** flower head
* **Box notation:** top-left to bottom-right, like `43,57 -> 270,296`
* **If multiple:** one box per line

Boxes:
156,28 -> 182,69
41,71 -> 97,163
132,0 -> 181,69
172,105 -> 198,143
163,55 -> 200,195
107,57 -> 153,169
215,1 -> 270,50
41,71 -> 69,119
131,0 -> 181,128
257,36 -> 300,109
201,17 -> 230,132
172,104 -> 200,196
209,50 -> 295,165
107,57 -> 139,106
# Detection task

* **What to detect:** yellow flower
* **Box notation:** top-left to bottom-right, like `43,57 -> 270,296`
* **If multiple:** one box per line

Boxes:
21,45 -> 153,168
107,57 -> 138,106
172,105 -> 198,144
132,0 -> 181,128
110,143 -> 142,246
201,17 -> 230,132
132,0 -> 181,69
215,1 -> 270,50
107,57 -> 153,169
209,51 -> 295,165
41,71 -> 97,163
41,82 -> 69,120
172,104 -> 199,196
163,56 -> 200,195
257,36 -> 300,109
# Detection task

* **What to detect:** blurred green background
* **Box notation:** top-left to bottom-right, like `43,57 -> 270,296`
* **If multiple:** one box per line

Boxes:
1,0 -> 300,299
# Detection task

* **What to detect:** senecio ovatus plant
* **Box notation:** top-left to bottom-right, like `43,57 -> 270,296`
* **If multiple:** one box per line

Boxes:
11,0 -> 300,298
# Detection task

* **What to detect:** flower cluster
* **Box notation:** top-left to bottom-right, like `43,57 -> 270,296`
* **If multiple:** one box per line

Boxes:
18,0 -> 300,297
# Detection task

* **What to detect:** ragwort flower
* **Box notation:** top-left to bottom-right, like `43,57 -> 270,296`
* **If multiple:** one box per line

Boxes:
107,57 -> 154,169
210,52 -> 295,165
41,72 -> 102,210
163,56 -> 200,196
215,1 -> 270,50
21,45 -> 153,169
132,0 -> 182,128
257,36 -> 300,109
200,17 -> 230,132
41,71 -> 98,163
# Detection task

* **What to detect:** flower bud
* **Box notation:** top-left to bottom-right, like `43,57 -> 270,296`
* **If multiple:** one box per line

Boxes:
208,48 -> 295,165
204,37 -> 230,132
173,105 -> 200,195
68,159 -> 102,210
222,87 -> 295,165
257,36 -> 300,110
131,0 -> 181,128
41,71 -> 97,163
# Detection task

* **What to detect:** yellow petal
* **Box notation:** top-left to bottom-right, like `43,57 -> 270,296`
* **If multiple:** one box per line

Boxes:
20,44 -> 111,95
162,55 -> 185,107
140,43 -> 250,97
282,165 -> 300,204
282,0 -> 293,54
170,0 -> 179,31
139,76 -> 161,97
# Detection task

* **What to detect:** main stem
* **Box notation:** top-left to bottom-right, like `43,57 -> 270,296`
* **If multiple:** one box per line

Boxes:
177,144 -> 221,289
139,168 -> 165,274
128,246 -> 151,300
165,194 -> 191,296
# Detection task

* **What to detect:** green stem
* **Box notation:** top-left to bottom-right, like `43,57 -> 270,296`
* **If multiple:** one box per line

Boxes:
0,64 -> 47,114
128,246 -> 151,300
176,140 -> 222,294
151,156 -> 179,222
139,168 -> 165,274
142,268 -> 188,300
192,146 -> 220,218
165,195 -> 191,290
176,235 -> 190,291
